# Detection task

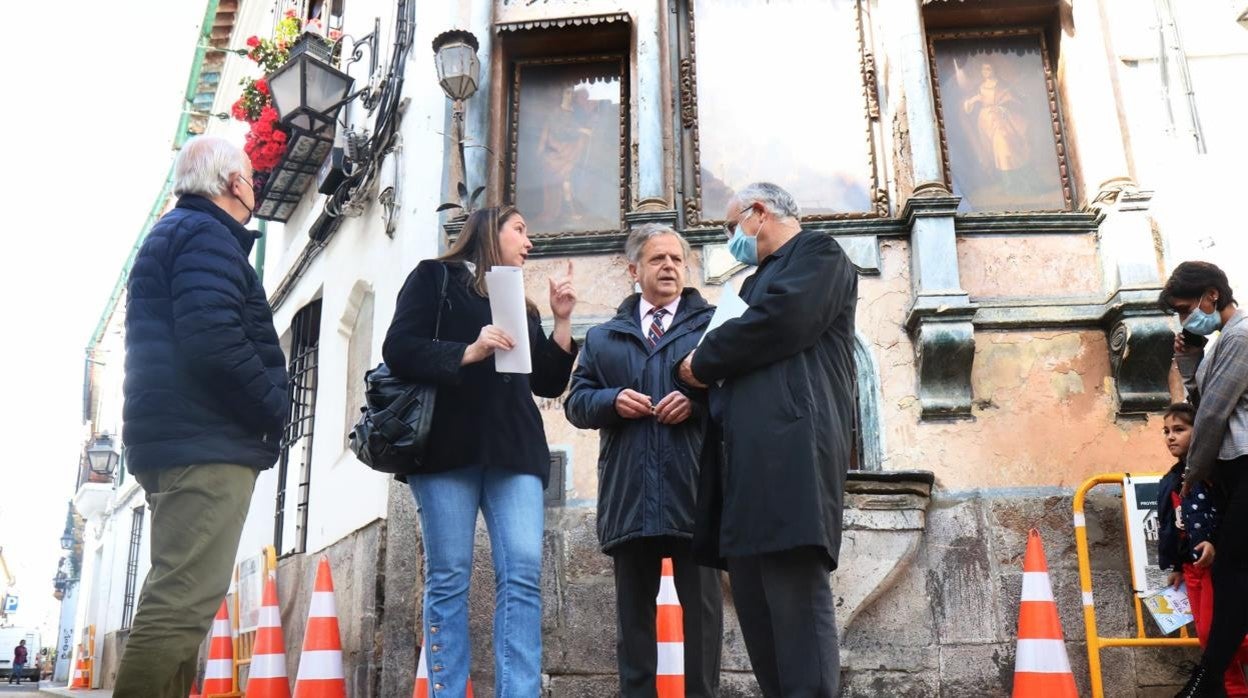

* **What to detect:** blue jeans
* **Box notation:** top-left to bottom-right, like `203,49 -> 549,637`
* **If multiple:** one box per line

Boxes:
409,466 -> 545,697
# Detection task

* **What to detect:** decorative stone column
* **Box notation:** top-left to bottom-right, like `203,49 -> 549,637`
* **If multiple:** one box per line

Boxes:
888,0 -> 976,419
1061,0 -> 1172,414
627,0 -> 677,233
461,0 -> 494,200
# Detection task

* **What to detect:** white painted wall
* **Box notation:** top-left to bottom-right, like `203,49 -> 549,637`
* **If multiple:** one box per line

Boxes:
224,0 -> 456,561
1105,0 -> 1248,286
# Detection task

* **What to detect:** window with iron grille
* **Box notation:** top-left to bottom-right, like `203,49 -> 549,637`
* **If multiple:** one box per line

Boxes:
276,299 -> 322,556
121,506 -> 145,629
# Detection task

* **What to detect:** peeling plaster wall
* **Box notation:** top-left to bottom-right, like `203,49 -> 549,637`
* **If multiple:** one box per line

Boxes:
525,238 -> 1167,501
956,235 -> 1104,300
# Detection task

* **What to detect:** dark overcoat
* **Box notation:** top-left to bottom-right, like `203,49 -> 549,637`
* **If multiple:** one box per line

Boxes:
564,289 -> 714,552
687,230 -> 858,569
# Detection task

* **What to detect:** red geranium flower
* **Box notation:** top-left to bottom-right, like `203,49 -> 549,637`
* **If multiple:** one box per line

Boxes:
255,78 -> 269,95
246,36 -> 260,48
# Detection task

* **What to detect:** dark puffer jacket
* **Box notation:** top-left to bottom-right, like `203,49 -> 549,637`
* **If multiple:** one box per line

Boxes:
123,195 -> 289,473
565,289 -> 714,552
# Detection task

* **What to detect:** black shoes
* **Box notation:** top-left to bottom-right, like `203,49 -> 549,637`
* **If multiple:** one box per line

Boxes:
1175,665 -> 1229,697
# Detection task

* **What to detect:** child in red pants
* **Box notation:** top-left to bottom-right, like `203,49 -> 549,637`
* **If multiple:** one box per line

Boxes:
1157,402 -> 1248,696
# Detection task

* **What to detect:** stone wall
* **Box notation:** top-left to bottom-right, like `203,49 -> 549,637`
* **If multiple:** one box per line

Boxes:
378,476 -> 1198,697
843,490 -> 1196,697
273,521 -> 385,697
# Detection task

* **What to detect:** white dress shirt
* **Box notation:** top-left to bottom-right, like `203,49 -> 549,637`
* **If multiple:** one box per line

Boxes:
639,296 -> 681,333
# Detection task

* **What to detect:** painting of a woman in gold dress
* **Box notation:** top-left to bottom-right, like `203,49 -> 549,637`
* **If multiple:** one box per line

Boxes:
932,35 -> 1069,212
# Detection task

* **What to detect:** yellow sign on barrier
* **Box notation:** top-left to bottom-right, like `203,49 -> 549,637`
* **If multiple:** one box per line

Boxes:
1073,474 -> 1199,698
208,545 -> 277,698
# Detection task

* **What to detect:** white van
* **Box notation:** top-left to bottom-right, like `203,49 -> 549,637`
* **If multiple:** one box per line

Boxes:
0,627 -> 40,680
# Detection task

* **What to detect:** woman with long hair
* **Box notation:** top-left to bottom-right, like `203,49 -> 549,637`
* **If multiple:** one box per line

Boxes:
382,206 -> 577,696
1163,261 -> 1248,698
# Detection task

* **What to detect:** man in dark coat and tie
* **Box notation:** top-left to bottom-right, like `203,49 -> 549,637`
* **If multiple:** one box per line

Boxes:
678,181 -> 859,697
566,224 -> 723,697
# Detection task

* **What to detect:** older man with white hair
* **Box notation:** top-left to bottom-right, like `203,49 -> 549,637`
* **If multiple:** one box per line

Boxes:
113,136 -> 288,697
677,182 -> 859,697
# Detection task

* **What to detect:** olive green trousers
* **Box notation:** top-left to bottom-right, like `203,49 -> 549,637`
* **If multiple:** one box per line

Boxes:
112,463 -> 257,698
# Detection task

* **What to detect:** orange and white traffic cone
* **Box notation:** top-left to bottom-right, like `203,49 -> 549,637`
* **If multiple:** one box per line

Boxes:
246,572 -> 291,698
656,557 -> 685,698
203,599 -> 234,695
293,557 -> 346,698
189,682 -> 203,698
69,651 -> 89,690
1012,529 -> 1078,697
412,637 -> 475,697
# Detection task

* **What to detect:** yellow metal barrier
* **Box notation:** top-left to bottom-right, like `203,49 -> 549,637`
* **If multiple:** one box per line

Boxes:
210,545 -> 277,698
1074,473 -> 1199,697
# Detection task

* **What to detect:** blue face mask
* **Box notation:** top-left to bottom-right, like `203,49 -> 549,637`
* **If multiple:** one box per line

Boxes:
727,211 -> 758,266
1183,299 -> 1223,336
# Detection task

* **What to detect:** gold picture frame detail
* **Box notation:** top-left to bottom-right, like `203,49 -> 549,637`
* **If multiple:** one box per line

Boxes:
507,54 -> 632,239
927,28 -> 1075,213
676,0 -> 888,227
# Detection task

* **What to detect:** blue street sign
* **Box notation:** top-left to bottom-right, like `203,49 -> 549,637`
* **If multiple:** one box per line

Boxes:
3,595 -> 18,613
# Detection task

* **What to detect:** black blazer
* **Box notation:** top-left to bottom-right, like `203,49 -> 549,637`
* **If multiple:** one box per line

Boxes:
382,260 -> 577,483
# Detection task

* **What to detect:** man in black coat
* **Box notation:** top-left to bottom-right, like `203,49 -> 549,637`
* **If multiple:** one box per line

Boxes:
566,224 -> 723,697
114,136 -> 289,698
679,182 -> 858,697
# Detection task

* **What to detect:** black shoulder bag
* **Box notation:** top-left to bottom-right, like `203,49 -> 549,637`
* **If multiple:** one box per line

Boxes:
348,263 -> 450,474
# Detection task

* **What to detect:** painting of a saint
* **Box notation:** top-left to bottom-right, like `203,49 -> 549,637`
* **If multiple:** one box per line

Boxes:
514,60 -> 624,234
932,34 -> 1070,213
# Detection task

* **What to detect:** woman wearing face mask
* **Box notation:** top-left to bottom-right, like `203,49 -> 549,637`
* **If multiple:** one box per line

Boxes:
382,206 -> 578,697
1163,261 -> 1248,698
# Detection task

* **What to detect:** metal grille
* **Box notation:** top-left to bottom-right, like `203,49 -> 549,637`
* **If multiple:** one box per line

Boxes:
121,506 -> 145,629
275,299 -> 321,555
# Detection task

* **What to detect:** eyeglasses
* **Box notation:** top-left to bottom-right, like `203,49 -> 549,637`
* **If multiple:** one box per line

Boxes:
723,206 -> 755,237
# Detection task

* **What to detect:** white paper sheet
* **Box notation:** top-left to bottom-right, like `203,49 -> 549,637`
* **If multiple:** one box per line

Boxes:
485,266 -> 532,374
698,282 -> 749,346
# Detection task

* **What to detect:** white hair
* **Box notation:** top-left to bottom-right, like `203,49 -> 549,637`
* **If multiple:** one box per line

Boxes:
624,223 -> 692,264
731,182 -> 801,220
173,135 -> 250,198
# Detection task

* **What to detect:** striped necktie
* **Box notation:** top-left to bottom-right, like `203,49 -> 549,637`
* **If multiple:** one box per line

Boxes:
647,308 -> 668,347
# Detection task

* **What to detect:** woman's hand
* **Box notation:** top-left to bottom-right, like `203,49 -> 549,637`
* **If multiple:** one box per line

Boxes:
549,259 -> 577,321
462,325 -> 515,365
1167,570 -> 1183,589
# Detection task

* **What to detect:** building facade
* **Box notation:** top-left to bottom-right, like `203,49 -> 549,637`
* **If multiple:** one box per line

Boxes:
64,0 -> 1248,695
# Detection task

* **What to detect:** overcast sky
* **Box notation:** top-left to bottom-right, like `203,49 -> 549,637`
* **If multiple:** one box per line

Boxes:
0,1 -> 214,640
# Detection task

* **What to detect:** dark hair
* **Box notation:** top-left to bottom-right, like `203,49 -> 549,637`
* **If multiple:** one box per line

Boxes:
1159,261 -> 1236,312
1163,402 -> 1196,425
439,206 -> 539,316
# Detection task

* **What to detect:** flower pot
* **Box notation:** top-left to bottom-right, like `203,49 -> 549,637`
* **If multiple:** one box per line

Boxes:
288,32 -> 334,64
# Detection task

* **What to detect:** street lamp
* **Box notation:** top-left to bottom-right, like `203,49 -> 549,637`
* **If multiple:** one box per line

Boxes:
268,38 -> 356,136
432,30 -> 481,213
85,433 -> 120,477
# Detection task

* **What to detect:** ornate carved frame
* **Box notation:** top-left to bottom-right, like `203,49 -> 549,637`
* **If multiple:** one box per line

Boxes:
506,54 -> 632,240
675,0 -> 889,228
926,27 -> 1076,211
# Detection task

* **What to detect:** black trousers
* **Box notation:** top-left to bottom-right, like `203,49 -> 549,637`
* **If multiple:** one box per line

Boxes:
727,547 -> 840,698
1203,456 -> 1248,676
612,536 -> 724,697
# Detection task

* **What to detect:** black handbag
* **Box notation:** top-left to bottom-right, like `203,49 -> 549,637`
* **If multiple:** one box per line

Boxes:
348,263 -> 450,474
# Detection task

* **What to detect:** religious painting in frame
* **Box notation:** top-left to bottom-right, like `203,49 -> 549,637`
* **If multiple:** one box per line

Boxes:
928,29 -> 1074,213
679,0 -> 887,226
509,55 -> 630,237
